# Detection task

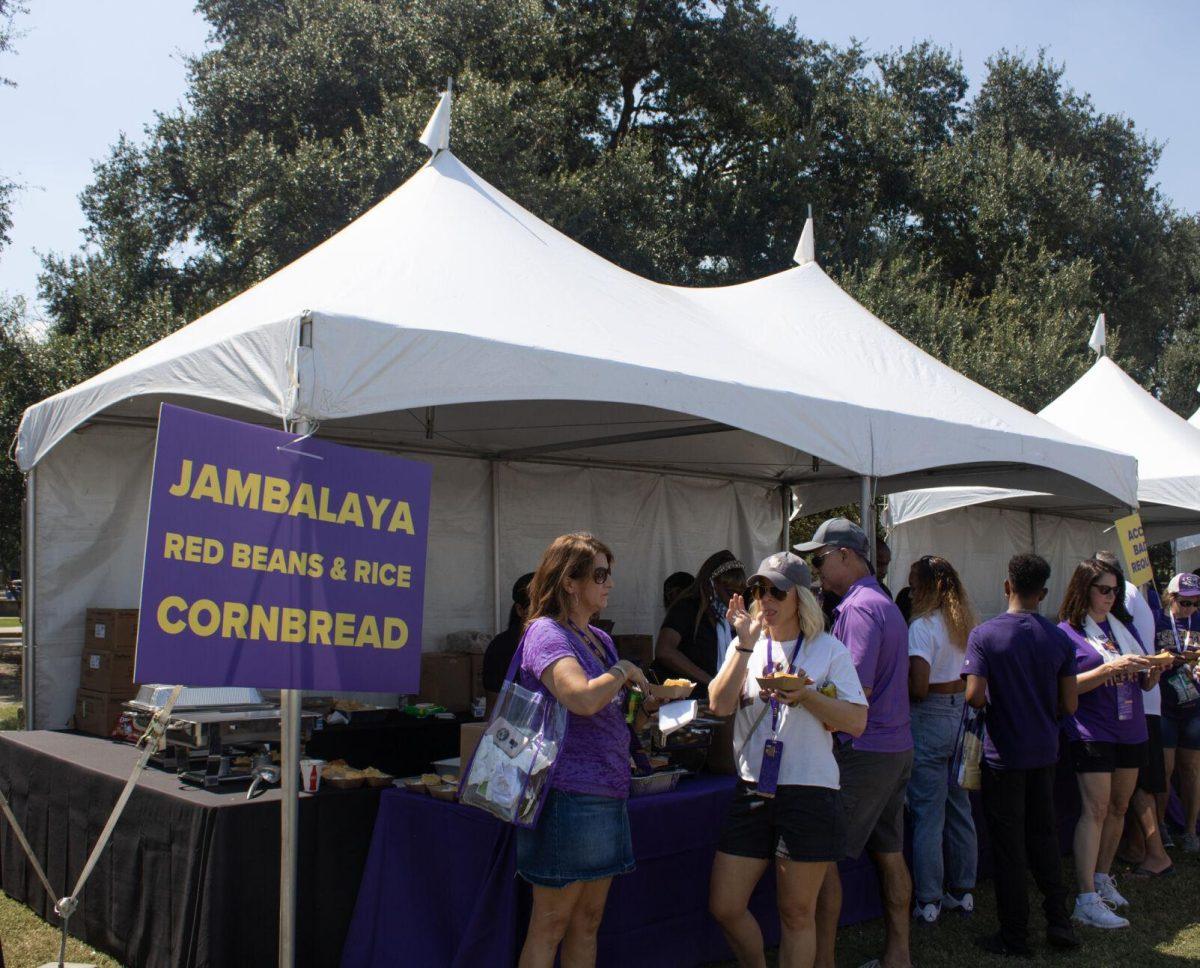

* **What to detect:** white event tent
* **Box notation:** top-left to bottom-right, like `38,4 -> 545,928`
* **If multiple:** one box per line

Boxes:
15,94 -> 1139,728
889,345 -> 1200,616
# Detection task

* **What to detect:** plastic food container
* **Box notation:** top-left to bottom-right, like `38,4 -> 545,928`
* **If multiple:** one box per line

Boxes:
629,768 -> 687,797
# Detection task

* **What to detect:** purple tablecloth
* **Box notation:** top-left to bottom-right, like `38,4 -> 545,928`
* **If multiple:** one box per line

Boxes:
341,775 -> 883,968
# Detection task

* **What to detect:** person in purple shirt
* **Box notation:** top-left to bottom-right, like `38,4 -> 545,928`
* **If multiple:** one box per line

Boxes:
962,554 -> 1079,956
1057,558 -> 1157,931
514,532 -> 659,968
796,517 -> 913,968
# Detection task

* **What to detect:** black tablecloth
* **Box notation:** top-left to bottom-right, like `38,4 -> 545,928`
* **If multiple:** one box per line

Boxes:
0,731 -> 380,968
305,714 -> 466,777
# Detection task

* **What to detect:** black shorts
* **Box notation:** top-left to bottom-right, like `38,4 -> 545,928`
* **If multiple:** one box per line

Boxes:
1070,740 -> 1148,774
1138,716 -> 1167,794
717,783 -> 845,863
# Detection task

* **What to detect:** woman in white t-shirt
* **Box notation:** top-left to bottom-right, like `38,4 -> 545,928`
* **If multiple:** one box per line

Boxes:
905,554 -> 979,924
707,552 -> 868,968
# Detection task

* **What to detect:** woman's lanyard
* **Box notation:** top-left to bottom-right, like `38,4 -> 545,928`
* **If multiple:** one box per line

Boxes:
567,619 -> 612,668
765,632 -> 804,734
1169,613 -> 1193,652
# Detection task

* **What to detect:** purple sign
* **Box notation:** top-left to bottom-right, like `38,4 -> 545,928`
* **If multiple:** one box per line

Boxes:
134,405 -> 432,692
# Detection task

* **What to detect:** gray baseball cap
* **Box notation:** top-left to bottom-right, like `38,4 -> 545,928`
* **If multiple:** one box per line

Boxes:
748,552 -> 813,592
794,517 -> 870,556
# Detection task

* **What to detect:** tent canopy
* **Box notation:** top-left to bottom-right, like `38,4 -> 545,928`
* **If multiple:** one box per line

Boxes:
891,356 -> 1200,544
17,150 -> 1137,509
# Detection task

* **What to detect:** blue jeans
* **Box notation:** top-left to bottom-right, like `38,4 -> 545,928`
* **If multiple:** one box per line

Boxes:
908,692 -> 977,903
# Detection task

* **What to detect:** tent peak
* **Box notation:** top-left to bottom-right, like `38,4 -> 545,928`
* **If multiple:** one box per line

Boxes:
1088,312 -> 1106,357
419,80 -> 453,155
793,207 -> 815,266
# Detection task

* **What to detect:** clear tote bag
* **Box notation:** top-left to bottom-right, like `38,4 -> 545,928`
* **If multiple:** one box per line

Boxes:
459,635 -> 569,828
950,703 -> 985,791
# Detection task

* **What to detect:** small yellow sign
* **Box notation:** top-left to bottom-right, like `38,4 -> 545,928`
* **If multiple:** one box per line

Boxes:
1114,512 -> 1154,587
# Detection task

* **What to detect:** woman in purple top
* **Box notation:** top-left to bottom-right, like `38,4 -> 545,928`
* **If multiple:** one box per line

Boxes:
515,532 -> 657,968
1057,559 -> 1156,930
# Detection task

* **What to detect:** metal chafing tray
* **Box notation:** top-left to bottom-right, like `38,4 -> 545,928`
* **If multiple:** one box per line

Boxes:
124,685 -> 318,778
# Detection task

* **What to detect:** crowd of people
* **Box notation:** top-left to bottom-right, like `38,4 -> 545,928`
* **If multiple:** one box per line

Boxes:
484,524 -> 1200,968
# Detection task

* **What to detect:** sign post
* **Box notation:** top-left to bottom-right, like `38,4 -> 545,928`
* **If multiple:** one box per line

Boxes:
134,404 -> 432,966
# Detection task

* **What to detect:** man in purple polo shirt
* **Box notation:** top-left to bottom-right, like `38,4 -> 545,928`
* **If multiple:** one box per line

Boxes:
797,518 -> 913,968
963,554 -> 1080,956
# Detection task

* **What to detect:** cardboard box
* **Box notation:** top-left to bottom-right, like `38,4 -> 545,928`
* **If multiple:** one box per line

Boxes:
419,652 -> 473,712
79,649 -> 138,696
460,721 -> 488,771
613,634 -> 653,667
86,608 -> 139,657
74,689 -> 129,737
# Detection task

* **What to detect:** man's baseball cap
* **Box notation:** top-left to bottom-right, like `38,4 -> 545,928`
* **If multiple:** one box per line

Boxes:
748,552 -> 812,592
1168,573 -> 1200,597
794,517 -> 870,557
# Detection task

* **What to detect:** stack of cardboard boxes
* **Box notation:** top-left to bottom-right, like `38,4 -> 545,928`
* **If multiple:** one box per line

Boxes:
419,651 -> 485,714
75,608 -> 140,737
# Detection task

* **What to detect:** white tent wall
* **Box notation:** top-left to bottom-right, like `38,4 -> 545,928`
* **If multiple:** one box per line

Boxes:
888,507 -> 1122,622
29,427 -> 779,728
496,462 -> 780,636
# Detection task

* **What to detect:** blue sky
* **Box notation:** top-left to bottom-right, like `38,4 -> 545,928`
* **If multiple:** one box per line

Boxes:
1,1 -> 1197,316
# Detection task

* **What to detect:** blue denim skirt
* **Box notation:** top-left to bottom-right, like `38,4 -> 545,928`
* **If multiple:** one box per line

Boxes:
516,788 -> 635,888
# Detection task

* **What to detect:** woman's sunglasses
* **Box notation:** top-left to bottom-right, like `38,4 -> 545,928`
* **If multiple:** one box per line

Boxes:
592,567 -> 612,584
1178,599 -> 1200,609
749,583 -> 788,602
1091,582 -> 1119,597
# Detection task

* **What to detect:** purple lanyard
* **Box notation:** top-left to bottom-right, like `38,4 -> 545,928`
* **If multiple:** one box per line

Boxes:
765,633 -> 804,733
566,620 -> 615,671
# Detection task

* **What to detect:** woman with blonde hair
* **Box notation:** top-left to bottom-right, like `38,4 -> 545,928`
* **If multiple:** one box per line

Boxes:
707,552 -> 868,968
905,554 -> 979,924
514,532 -> 657,968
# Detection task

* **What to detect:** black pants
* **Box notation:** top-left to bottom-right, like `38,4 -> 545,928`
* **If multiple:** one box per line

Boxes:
981,763 -> 1071,946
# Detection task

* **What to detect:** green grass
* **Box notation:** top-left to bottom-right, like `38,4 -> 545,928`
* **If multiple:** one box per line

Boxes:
0,617 -> 20,628
0,702 -> 19,731
714,851 -> 1200,967
0,891 -> 123,967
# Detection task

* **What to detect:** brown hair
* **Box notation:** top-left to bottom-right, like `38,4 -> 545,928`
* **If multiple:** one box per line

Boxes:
525,533 -> 614,626
1058,558 -> 1132,629
909,555 -> 977,649
679,550 -> 745,635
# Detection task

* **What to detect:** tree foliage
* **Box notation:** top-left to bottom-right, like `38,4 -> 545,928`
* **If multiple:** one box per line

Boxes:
3,0 -> 1200,569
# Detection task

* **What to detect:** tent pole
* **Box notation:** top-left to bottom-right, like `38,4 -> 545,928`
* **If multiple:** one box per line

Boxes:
492,461 -> 502,631
22,468 -> 35,730
861,476 -> 877,569
779,485 -> 791,550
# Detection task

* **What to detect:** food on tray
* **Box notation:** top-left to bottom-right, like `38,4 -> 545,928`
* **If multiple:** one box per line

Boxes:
331,699 -> 375,712
648,678 -> 696,700
647,755 -> 670,770
755,672 -> 814,692
402,776 -> 429,794
430,783 -> 458,802
420,773 -> 441,786
440,773 -> 459,785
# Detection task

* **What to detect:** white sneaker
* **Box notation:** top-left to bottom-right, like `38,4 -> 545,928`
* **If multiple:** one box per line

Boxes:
1094,873 -> 1129,909
1184,832 -> 1200,853
942,891 -> 975,914
1072,892 -> 1129,929
912,901 -> 940,923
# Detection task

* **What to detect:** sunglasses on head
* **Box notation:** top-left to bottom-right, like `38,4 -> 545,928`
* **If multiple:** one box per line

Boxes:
592,567 -> 612,584
749,582 -> 788,602
1091,582 -> 1119,597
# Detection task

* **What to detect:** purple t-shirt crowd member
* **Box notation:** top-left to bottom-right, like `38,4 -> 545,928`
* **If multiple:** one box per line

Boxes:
831,576 -> 912,753
962,612 -> 1076,770
518,616 -> 631,799
1059,619 -> 1148,746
